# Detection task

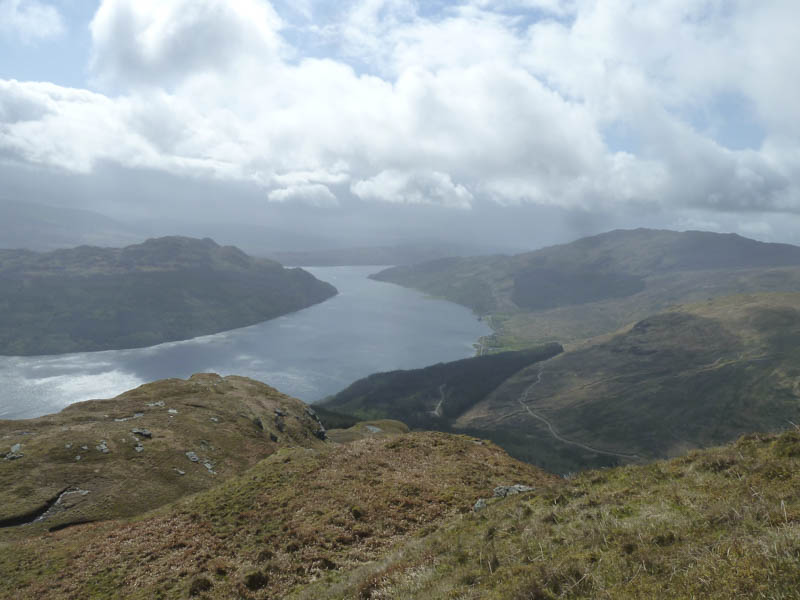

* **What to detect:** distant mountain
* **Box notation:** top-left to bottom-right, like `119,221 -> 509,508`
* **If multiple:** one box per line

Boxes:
324,293 -> 800,473
0,237 -> 337,355
372,229 -> 800,348
266,242 -> 510,267
0,198 -> 141,251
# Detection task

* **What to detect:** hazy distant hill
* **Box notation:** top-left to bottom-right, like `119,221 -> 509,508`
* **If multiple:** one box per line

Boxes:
0,237 -> 337,355
372,229 -> 800,348
324,293 -> 800,473
0,198 -> 142,251
266,242 -> 510,267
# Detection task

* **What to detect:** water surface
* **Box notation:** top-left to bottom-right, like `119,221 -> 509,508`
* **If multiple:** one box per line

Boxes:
0,267 -> 489,419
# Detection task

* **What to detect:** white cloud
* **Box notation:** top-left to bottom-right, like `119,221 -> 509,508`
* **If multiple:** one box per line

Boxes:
268,183 -> 339,207
0,0 -> 799,217
352,170 -> 474,209
89,0 -> 285,89
0,0 -> 64,42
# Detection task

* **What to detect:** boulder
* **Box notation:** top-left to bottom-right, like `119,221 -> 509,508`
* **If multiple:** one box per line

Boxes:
493,484 -> 535,498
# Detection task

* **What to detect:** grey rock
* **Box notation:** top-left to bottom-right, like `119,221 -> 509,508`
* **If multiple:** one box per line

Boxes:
253,417 -> 264,431
174,468 -> 186,476
315,427 -> 327,441
269,433 -> 278,443
134,445 -> 144,453
274,414 -> 285,432
304,407 -> 318,419
473,498 -> 487,512
210,417 -> 219,423
146,401 -> 165,407
274,409 -> 286,417
5,452 -> 24,461
81,445 -> 88,451
203,460 -> 217,475
75,455 -> 81,461
168,409 -> 178,415
130,428 -> 152,439
185,451 -> 200,462
133,413 -> 144,419
10,443 -> 21,453
95,440 -> 110,454
493,485 -> 535,498
365,425 -> 383,433
65,443 -> 73,449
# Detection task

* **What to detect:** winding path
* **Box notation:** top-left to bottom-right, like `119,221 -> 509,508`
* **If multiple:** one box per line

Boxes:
518,368 -> 641,460
432,384 -> 447,417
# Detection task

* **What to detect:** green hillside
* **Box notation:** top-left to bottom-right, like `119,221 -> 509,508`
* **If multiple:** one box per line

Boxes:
0,236 -> 337,355
371,229 -> 800,349
323,343 -> 563,429
323,293 -> 800,474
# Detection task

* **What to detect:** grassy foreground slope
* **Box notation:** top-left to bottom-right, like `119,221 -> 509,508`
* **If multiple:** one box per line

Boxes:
371,229 -> 800,349
297,429 -> 800,600
0,374 -> 326,538
0,429 -> 553,599
0,236 -> 337,355
4,414 -> 800,599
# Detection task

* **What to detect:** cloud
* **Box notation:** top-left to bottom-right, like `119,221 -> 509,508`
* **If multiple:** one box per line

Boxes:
89,0 -> 285,89
0,0 -> 64,42
0,0 -> 798,218
267,183 -> 339,207
352,170 -> 474,209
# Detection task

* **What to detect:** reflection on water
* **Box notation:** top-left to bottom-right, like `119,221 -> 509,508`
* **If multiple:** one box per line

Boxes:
0,266 -> 490,419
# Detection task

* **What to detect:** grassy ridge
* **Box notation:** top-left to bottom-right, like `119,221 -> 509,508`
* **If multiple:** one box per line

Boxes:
0,431 -> 553,599
0,374 -> 326,539
5,418 -> 800,598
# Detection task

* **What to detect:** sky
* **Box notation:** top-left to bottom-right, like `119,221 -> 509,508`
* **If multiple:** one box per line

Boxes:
1,0 -> 799,251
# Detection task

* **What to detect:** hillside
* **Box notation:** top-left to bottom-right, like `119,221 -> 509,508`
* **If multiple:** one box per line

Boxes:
296,429 -> 800,599
0,423 -> 553,599
3,394 -> 800,598
371,229 -> 800,349
0,374 -> 327,538
0,198 -> 141,251
0,236 -> 337,355
323,293 -> 800,473
323,344 -> 563,429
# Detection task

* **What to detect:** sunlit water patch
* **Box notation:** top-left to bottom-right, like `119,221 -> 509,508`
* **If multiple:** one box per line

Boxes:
0,267 -> 490,419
